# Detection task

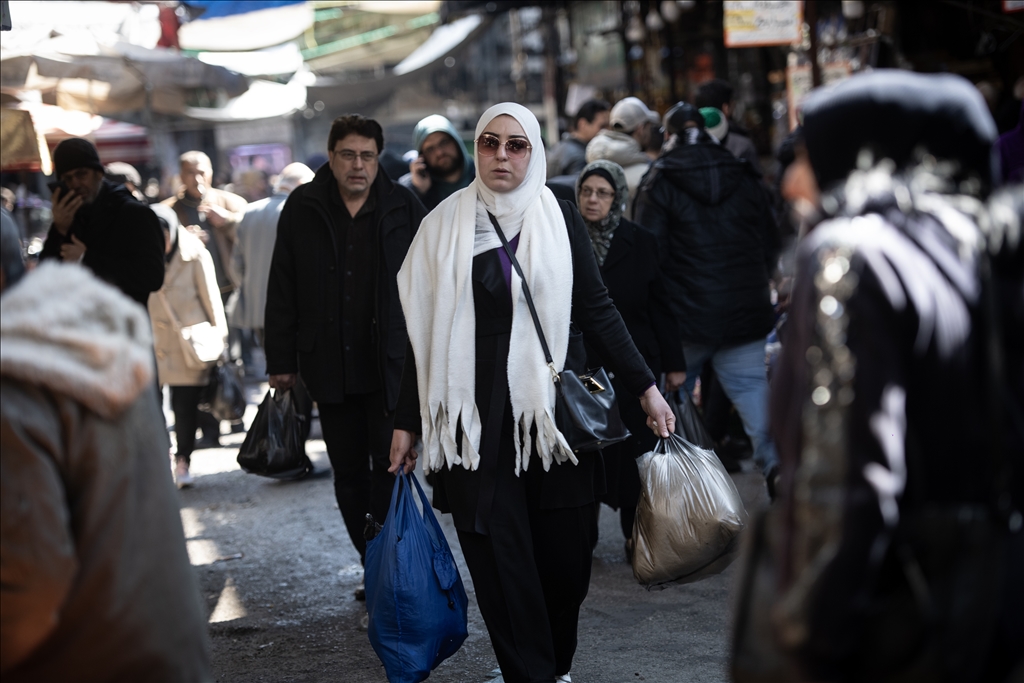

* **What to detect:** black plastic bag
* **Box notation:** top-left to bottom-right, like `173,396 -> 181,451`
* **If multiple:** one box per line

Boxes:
201,361 -> 247,422
667,389 -> 714,450
236,388 -> 312,480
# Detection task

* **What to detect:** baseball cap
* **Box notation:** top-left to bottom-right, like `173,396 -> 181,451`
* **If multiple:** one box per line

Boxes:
610,97 -> 654,133
700,107 -> 729,141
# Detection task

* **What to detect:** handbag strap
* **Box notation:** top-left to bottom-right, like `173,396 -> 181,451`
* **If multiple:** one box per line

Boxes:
487,212 -> 560,384
156,290 -> 183,333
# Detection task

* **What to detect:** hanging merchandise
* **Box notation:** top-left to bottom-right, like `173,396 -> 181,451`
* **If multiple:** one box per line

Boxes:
632,433 -> 747,588
365,470 -> 469,683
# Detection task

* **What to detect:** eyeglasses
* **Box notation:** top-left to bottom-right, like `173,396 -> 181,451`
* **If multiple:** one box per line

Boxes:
579,187 -> 615,200
475,134 -> 532,159
334,150 -> 378,163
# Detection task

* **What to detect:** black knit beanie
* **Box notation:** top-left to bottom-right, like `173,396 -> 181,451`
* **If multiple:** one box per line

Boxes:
53,138 -> 104,178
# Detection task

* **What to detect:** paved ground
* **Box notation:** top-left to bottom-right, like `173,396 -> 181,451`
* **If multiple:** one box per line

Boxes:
170,379 -> 768,683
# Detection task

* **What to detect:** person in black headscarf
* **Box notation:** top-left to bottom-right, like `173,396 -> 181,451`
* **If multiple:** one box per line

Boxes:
575,160 -> 686,560
737,70 -> 1023,683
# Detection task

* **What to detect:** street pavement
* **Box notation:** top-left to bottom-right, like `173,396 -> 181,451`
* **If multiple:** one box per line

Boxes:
170,378 -> 769,683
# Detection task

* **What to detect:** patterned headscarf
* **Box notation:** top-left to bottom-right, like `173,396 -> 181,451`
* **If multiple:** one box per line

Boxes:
576,159 -> 629,266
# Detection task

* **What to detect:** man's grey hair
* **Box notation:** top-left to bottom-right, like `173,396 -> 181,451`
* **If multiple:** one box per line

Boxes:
0,208 -> 26,289
179,151 -> 212,170
274,163 -> 315,194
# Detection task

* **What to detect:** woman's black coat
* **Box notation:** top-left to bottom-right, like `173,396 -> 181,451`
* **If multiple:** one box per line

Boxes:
394,200 -> 656,533
586,218 -> 685,378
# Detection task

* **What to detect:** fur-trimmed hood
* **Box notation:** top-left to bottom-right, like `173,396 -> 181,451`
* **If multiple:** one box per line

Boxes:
585,129 -> 651,169
1,262 -> 154,419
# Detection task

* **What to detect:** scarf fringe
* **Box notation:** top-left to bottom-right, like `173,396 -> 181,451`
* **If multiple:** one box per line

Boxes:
512,408 -> 577,475
421,400 -> 483,473
423,402 -> 577,476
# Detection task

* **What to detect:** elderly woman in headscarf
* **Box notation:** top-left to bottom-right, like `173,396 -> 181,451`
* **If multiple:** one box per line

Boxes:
576,160 -> 687,561
390,103 -> 674,683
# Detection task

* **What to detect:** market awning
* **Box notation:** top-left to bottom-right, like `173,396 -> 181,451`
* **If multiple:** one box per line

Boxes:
178,1 -> 314,52
0,35 -> 248,116
307,14 -> 490,111
1,102 -> 152,172
0,108 -> 51,174
184,78 -> 307,122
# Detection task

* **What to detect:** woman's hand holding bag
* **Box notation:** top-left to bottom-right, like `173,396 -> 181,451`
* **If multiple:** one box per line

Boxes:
640,385 -> 675,438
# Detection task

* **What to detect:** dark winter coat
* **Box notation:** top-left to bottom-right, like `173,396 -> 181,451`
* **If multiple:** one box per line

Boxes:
633,141 -> 779,348
586,218 -> 685,378
40,180 -> 165,306
766,178 -> 1022,683
264,164 -> 426,409
394,200 -> 656,530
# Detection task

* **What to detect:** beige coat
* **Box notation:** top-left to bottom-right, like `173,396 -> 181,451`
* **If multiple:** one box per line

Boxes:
148,227 -> 227,386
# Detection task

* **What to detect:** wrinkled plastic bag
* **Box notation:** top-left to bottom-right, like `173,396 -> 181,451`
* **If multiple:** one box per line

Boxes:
667,389 -> 714,450
200,361 -> 247,421
236,388 -> 312,480
632,433 -> 747,588
366,470 -> 469,683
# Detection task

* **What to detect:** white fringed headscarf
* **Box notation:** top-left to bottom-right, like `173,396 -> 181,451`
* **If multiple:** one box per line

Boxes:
398,102 -> 575,475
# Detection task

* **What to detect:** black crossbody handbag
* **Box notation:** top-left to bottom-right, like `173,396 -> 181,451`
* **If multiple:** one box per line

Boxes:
488,212 -> 630,454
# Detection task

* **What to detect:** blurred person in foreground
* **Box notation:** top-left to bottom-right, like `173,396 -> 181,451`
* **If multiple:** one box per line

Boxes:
265,115 -> 426,582
575,159 -> 686,561
0,218 -> 211,681
695,78 -> 761,176
229,163 -> 314,349
40,138 -> 165,307
389,102 -> 674,683
749,70 -> 1023,683
634,102 -> 781,495
546,99 -> 611,179
398,114 -> 476,211
586,97 -> 656,218
149,204 -> 228,488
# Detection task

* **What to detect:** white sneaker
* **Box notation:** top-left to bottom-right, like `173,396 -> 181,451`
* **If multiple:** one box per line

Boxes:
174,459 -> 193,489
557,674 -> 572,683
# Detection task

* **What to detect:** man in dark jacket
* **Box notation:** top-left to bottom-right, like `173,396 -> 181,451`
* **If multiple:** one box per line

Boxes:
265,115 -> 426,569
398,114 -> 474,211
634,102 -> 780,488
695,78 -> 762,176
40,138 -> 164,306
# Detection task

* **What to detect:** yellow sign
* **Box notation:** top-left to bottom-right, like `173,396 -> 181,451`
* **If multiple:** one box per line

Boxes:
724,1 -> 803,48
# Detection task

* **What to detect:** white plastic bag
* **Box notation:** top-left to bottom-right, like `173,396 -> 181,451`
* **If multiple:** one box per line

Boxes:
632,433 -> 747,588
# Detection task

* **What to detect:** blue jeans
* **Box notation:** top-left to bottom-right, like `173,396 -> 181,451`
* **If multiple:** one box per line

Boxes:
682,339 -> 778,476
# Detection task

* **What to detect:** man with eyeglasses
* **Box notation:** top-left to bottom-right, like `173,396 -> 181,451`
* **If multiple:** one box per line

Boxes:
265,115 -> 427,601
397,114 -> 475,211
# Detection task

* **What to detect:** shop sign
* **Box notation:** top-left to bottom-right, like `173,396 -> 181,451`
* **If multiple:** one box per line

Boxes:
724,1 -> 803,48
1003,0 -> 1024,12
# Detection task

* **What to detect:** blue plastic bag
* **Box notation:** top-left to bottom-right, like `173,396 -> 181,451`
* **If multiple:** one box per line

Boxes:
365,470 -> 469,683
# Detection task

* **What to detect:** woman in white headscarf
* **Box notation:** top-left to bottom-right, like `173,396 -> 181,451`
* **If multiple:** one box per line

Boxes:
390,103 -> 673,683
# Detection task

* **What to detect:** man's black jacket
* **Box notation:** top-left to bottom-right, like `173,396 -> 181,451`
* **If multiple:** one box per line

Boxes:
634,141 -> 779,348
264,164 -> 426,409
40,181 -> 165,306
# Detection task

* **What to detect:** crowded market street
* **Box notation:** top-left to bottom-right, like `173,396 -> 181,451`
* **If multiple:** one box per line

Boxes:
177,375 -> 768,683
